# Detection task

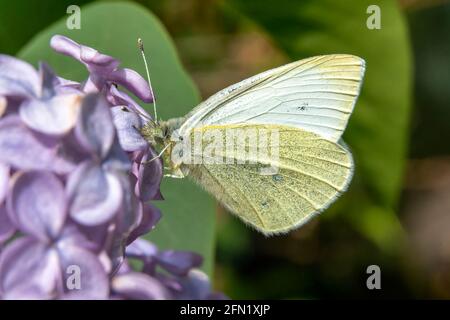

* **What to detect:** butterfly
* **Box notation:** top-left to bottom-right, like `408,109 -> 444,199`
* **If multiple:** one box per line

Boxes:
140,54 -> 365,235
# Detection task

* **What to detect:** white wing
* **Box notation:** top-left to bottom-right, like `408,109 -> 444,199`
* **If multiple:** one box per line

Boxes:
178,54 -> 365,142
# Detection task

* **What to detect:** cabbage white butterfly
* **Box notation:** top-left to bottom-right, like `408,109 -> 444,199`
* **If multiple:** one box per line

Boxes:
141,54 -> 365,235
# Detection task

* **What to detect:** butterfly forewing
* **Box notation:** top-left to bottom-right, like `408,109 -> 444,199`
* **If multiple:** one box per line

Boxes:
179,54 -> 365,143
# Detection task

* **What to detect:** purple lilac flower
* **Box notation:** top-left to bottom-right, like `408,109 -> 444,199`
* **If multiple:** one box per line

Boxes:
0,35 -> 223,300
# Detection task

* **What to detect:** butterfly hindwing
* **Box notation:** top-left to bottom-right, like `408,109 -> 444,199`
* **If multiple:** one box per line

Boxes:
181,124 -> 353,234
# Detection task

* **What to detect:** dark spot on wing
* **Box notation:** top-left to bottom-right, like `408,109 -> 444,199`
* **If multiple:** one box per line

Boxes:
272,174 -> 283,182
297,102 -> 309,111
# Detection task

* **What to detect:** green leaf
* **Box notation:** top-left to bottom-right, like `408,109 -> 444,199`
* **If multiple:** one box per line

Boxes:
227,0 -> 412,250
0,0 -> 92,55
18,2 -> 216,274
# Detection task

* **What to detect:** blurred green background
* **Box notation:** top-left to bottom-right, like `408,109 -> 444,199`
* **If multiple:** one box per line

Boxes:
2,0 -> 450,298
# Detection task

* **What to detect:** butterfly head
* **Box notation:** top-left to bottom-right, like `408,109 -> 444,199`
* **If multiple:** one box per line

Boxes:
140,121 -> 169,149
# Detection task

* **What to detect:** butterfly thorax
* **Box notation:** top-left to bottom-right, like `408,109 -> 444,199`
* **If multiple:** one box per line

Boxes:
140,117 -> 186,175
140,117 -> 182,145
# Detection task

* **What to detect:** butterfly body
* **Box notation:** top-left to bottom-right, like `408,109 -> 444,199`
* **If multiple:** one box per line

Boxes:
141,54 -> 365,235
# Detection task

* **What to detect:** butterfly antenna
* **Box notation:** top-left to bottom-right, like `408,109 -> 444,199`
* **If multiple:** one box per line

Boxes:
138,38 -> 158,123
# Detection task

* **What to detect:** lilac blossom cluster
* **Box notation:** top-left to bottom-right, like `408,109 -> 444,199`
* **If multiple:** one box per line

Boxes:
0,35 -> 222,299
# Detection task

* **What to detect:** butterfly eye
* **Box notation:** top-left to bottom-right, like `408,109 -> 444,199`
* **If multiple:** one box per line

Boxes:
121,106 -> 130,112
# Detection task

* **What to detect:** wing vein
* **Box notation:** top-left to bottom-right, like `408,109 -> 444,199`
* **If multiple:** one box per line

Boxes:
238,165 -> 321,212
201,164 -> 268,228
200,154 -> 342,191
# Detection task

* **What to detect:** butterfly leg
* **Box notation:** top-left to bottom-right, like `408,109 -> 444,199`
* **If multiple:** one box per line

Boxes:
163,173 -> 184,179
141,143 -> 171,165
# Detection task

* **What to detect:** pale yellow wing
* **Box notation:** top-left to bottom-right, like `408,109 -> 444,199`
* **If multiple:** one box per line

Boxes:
180,124 -> 354,235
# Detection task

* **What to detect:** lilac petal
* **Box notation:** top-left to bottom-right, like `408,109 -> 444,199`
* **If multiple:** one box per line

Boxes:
80,46 -> 119,72
67,161 -> 123,226
50,36 -> 151,102
82,75 -> 104,94
75,224 -> 111,255
58,223 -> 99,252
175,269 -> 211,300
57,244 -> 109,299
79,223 -> 123,272
153,189 -> 164,200
131,148 -> 145,163
155,250 -> 203,277
0,54 -> 39,99
105,180 -> 142,273
50,36 -> 82,63
116,259 -> 132,275
135,148 -> 163,201
0,98 -> 20,118
155,273 -> 183,292
0,96 -> 6,117
50,35 -> 119,73
111,106 -> 148,152
108,68 -> 153,103
0,205 -> 14,243
56,76 -> 80,88
38,62 -> 59,98
20,94 -> 81,135
112,272 -> 170,300
127,202 -> 161,245
0,115 -> 76,173
56,86 -> 83,96
98,250 -> 113,275
0,163 -> 8,204
106,175 -> 140,274
7,171 -> 67,241
107,231 -> 126,275
0,237 -> 60,299
54,132 -> 91,165
114,174 -> 140,236
108,86 -> 151,121
55,77 -> 82,95
75,93 -> 115,158
125,238 -> 158,260
102,138 -> 132,172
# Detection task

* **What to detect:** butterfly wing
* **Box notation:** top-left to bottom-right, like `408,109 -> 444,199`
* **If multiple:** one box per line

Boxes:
182,124 -> 353,235
178,54 -> 365,143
